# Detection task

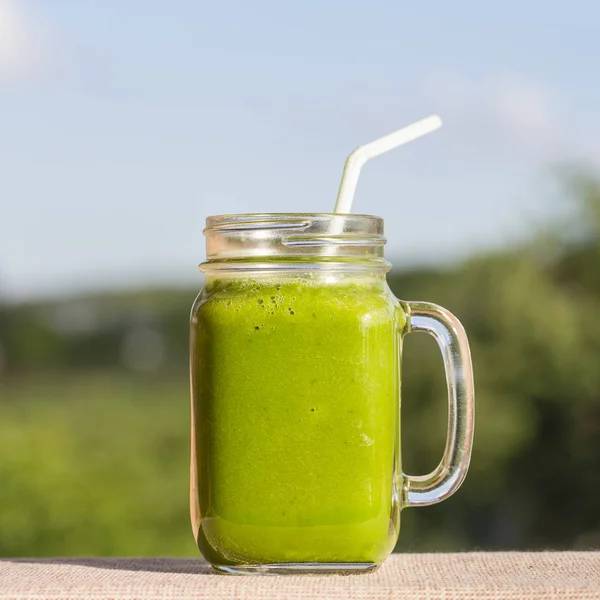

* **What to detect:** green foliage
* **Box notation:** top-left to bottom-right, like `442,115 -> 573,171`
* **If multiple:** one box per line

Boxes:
390,173 -> 600,550
0,374 -> 196,557
0,174 -> 599,556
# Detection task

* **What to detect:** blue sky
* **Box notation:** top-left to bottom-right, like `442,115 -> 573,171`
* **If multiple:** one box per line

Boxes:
1,0 -> 600,299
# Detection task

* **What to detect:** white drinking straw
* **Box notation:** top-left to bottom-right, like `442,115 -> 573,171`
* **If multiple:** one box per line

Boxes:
333,115 -> 443,214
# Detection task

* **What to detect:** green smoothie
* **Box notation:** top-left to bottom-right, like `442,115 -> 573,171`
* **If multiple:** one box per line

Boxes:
190,274 -> 402,565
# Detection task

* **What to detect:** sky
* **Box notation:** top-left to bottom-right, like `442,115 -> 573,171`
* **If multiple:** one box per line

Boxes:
1,0 -> 600,300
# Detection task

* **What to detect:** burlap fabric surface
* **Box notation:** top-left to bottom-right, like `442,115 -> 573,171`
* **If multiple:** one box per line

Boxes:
1,552 -> 599,599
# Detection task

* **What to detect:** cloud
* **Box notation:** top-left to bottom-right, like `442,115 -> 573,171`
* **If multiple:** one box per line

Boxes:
488,78 -> 556,146
0,0 -> 48,77
424,71 -> 600,168
425,71 -> 560,157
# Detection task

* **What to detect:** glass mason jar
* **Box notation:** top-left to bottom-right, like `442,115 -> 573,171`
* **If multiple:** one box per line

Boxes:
190,214 -> 474,575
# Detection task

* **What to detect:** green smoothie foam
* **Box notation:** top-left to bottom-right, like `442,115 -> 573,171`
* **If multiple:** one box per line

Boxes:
190,275 -> 403,565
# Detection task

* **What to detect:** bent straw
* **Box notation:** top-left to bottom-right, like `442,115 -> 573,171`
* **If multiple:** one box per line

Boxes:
334,115 -> 442,214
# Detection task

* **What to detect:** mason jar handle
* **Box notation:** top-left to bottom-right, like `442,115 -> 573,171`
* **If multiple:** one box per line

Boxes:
401,301 -> 475,507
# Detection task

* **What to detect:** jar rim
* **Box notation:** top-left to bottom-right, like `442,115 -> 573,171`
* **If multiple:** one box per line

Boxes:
202,213 -> 387,270
205,213 -> 383,232
206,212 -> 383,221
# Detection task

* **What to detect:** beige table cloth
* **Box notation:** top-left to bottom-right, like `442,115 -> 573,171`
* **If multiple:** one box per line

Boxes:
1,552 -> 599,599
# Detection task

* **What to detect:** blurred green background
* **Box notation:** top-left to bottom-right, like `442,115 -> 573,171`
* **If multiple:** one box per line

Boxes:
2,0 -> 600,560
1,173 -> 599,557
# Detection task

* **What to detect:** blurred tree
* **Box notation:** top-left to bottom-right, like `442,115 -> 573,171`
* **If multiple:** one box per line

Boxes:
0,174 -> 599,556
390,171 -> 600,550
